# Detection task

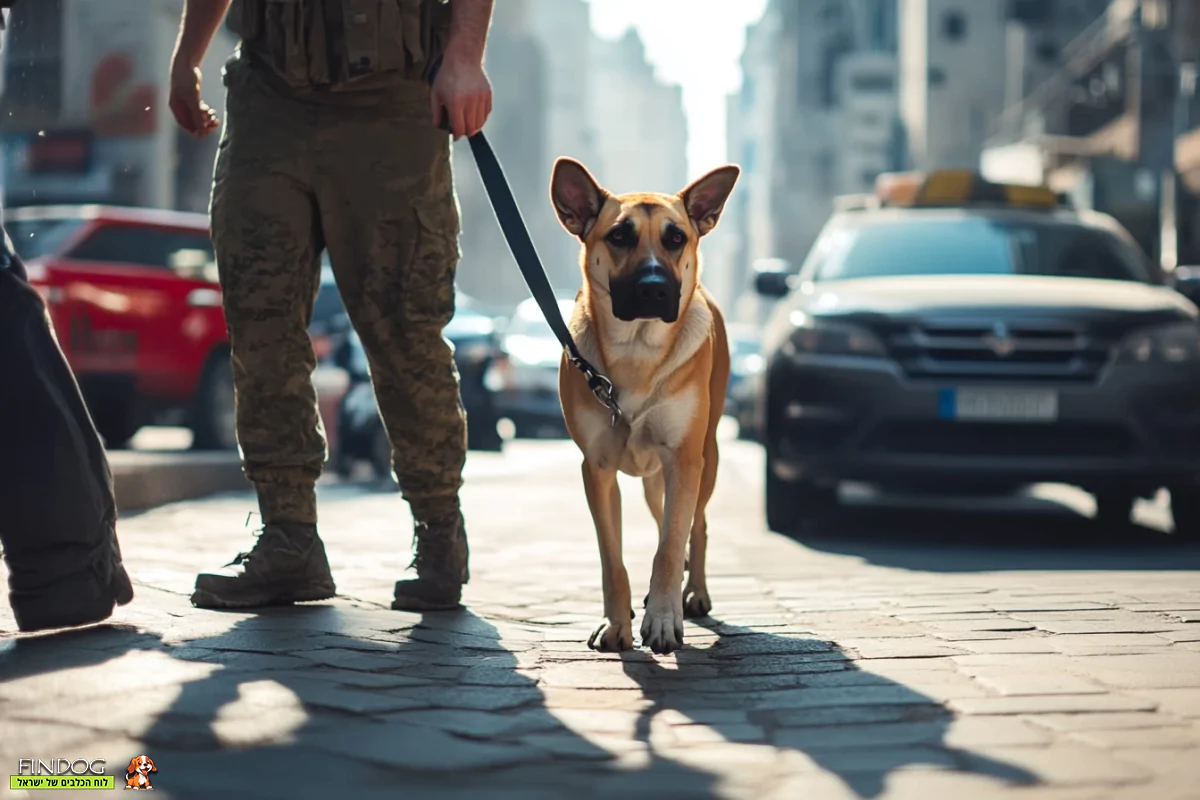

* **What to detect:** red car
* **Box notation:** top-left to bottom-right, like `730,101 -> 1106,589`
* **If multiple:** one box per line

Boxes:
7,205 -> 236,449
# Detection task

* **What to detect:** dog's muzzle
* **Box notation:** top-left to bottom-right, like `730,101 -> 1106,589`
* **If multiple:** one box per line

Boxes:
609,260 -> 681,323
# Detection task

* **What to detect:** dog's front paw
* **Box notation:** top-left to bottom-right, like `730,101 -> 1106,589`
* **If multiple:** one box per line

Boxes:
640,596 -> 685,654
588,617 -> 635,651
683,583 -> 712,618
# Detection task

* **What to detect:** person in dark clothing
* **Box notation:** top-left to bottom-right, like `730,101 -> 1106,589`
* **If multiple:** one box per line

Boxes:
0,0 -> 135,632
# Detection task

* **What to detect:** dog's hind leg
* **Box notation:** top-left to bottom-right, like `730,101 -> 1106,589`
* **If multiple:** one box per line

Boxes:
583,459 -> 634,651
642,469 -> 665,536
683,434 -> 718,619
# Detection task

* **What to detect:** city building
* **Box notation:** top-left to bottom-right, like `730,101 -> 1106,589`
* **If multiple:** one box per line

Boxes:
723,0 -> 903,325
586,28 -> 688,198
980,0 -> 1188,262
898,0 -> 1009,171
449,0 -> 551,308
1,0 -> 235,212
720,3 -> 782,322
451,3 -> 687,310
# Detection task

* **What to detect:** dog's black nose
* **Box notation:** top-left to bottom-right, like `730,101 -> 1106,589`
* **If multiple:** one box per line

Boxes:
635,264 -> 671,302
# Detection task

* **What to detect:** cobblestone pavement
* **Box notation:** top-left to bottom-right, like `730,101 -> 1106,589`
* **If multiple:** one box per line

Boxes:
3,433 -> 1200,799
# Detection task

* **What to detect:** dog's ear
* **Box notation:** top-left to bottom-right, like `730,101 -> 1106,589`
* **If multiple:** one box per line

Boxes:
551,158 -> 607,238
679,165 -> 740,237
146,758 -> 156,773
125,758 -> 139,776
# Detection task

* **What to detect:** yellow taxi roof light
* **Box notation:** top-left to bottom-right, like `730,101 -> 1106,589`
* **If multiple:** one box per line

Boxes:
873,170 -> 1060,211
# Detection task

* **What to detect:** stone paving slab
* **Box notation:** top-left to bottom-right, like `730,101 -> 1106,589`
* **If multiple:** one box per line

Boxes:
2,440 -> 1200,799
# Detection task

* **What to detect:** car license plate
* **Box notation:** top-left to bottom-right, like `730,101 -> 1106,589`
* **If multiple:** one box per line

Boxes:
939,387 -> 1058,422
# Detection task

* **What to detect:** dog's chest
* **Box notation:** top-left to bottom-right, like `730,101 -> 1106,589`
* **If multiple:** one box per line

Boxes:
576,388 -> 698,476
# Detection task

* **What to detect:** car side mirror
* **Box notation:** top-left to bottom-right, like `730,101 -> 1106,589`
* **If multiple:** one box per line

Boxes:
754,269 -> 793,299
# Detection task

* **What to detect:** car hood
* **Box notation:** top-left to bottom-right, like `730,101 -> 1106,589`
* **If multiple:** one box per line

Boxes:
790,275 -> 1196,317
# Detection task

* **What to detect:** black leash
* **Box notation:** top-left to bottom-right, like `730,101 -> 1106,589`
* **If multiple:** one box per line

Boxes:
428,61 -> 622,425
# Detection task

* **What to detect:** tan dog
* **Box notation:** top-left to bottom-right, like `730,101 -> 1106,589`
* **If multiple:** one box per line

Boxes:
550,157 -> 738,654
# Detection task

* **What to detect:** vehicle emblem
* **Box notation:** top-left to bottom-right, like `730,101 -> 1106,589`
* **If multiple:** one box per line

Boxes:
983,322 -> 1017,358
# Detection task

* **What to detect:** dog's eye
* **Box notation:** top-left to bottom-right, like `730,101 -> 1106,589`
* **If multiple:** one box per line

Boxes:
663,229 -> 687,250
606,227 -> 630,247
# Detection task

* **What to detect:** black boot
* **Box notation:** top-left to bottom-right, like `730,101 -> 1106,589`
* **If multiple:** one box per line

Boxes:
191,521 -> 336,609
392,511 -> 469,611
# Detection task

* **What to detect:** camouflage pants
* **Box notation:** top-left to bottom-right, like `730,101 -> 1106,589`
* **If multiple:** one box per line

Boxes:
210,54 -> 467,526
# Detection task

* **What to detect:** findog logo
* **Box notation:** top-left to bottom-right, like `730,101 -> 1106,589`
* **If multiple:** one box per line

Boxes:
124,755 -> 157,790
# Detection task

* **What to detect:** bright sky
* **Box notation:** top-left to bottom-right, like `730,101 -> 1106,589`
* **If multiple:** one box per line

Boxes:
588,0 -> 769,181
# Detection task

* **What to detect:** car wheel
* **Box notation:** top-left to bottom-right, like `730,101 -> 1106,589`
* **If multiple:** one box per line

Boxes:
190,350 -> 238,451
1168,485 -> 1200,543
1093,490 -> 1135,529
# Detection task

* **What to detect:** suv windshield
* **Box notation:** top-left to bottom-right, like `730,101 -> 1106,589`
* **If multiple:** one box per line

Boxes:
811,216 -> 1154,284
4,217 -> 85,259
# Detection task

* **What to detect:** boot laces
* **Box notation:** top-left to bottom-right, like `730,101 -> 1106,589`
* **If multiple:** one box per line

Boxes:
226,512 -> 275,567
407,517 -> 461,574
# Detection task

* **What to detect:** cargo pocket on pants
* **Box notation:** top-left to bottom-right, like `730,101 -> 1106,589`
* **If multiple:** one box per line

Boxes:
404,202 -> 460,327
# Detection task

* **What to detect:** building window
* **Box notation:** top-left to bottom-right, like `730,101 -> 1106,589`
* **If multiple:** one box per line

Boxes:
928,67 -> 947,87
741,76 -> 756,110
1,0 -> 64,119
1034,39 -> 1059,64
941,10 -> 967,42
851,73 -> 895,92
819,38 -> 854,107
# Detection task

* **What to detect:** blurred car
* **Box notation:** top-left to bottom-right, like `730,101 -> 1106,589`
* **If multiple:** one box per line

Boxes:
9,204 -> 236,450
334,292 -> 505,480
485,297 -> 575,438
754,169 -> 1200,540
725,324 -> 765,440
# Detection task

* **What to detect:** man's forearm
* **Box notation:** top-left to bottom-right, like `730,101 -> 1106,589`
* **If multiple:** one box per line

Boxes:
445,0 -> 493,65
174,0 -> 232,68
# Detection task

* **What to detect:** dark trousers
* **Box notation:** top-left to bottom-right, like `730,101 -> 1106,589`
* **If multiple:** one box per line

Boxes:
0,230 -> 130,624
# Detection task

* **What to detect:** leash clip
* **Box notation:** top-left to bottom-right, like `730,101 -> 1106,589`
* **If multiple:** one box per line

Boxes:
571,355 -> 623,427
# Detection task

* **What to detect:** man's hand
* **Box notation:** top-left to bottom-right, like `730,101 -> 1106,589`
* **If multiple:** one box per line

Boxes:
430,0 -> 493,140
430,51 -> 492,140
167,0 -> 231,136
169,56 -> 220,137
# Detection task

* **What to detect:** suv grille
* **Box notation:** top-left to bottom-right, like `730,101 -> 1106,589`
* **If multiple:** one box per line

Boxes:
884,318 -> 1112,382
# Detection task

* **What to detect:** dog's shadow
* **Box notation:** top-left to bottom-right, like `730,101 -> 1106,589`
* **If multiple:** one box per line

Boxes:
620,618 -> 1038,799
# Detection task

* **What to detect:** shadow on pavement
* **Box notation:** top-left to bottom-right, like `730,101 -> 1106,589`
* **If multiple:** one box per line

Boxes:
788,493 -> 1200,573
621,619 -> 1037,799
30,607 -> 717,799
0,623 -> 164,679
2,609 -> 1038,798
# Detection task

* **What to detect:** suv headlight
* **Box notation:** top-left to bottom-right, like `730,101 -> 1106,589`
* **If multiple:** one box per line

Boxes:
1117,321 -> 1200,364
780,311 -> 887,358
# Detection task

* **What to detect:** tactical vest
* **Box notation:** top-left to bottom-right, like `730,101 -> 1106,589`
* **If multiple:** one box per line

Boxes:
227,0 -> 451,91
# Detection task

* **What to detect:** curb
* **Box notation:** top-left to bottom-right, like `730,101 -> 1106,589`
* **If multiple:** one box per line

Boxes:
109,452 -> 249,513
